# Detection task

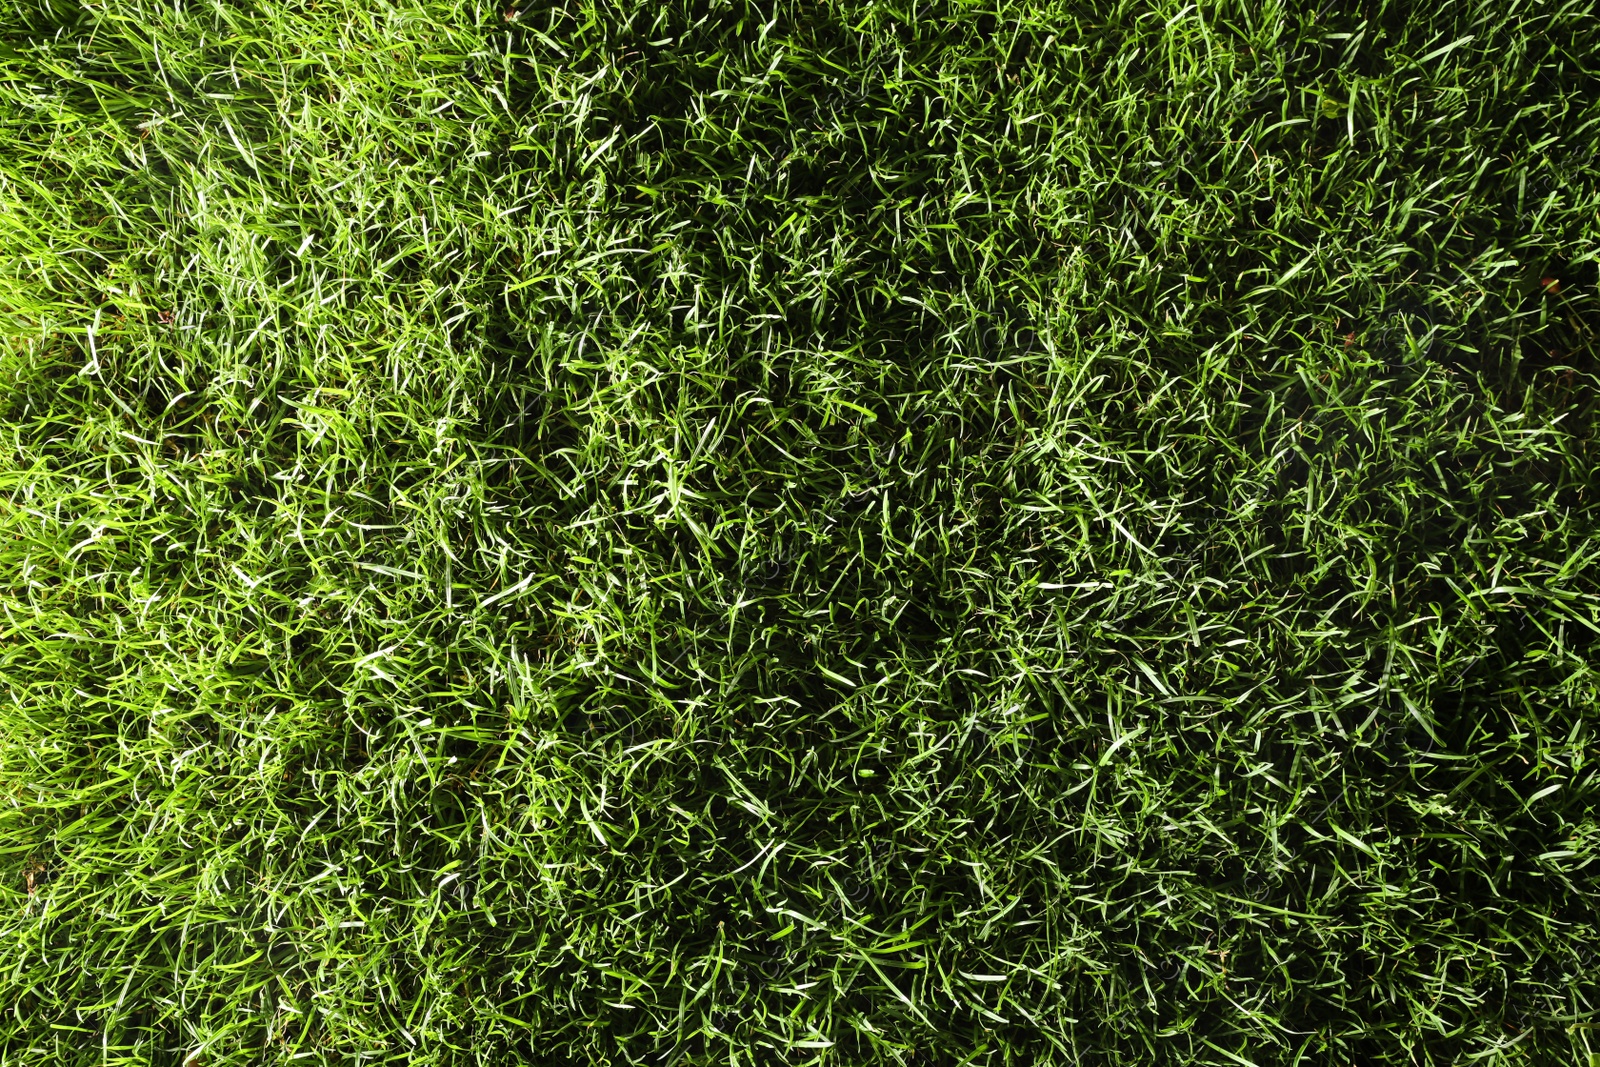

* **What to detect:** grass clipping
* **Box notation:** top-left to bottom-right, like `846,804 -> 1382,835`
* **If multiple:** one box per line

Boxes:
2,1 -> 1599,1064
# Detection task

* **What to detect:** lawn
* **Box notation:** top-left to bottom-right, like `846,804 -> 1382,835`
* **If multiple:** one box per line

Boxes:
2,0 -> 1599,1063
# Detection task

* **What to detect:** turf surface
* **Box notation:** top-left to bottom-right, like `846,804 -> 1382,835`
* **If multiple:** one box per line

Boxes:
3,1 -> 1600,1063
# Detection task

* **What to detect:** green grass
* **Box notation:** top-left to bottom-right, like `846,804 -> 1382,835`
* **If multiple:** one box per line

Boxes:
2,0 -> 1599,1063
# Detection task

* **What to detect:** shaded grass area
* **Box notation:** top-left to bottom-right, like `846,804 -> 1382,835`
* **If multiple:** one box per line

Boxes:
2,0 -> 1599,1063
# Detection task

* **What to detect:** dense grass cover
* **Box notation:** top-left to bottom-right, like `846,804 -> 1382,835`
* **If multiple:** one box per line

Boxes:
2,0 -> 1599,1063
